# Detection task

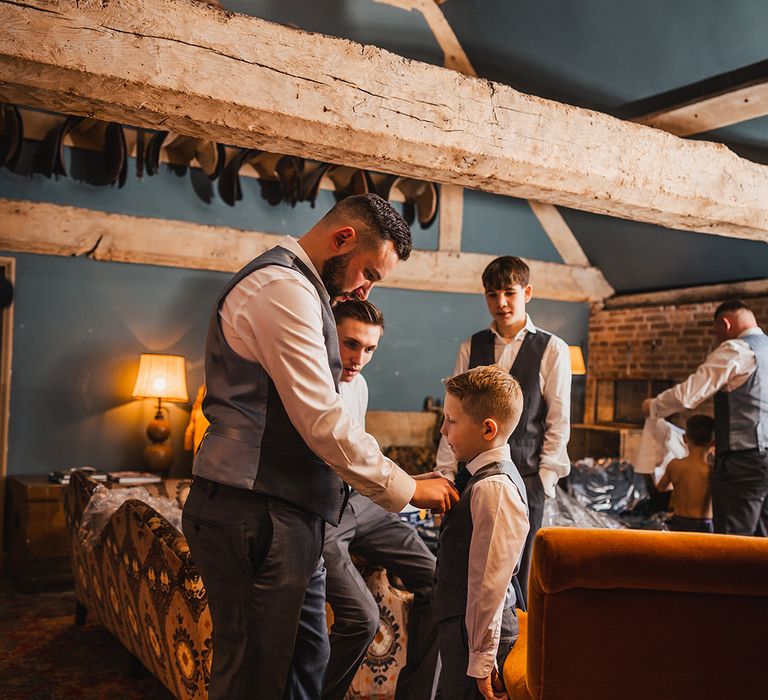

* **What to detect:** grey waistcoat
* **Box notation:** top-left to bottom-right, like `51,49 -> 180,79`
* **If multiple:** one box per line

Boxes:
468,329 -> 551,476
192,246 -> 348,525
714,332 -> 768,455
435,460 -> 528,622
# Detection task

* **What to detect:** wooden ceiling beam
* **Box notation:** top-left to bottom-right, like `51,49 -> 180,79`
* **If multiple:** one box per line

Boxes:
1,1 -> 768,241
0,198 -> 613,302
602,278 -> 768,309
622,59 -> 768,137
528,200 -> 591,267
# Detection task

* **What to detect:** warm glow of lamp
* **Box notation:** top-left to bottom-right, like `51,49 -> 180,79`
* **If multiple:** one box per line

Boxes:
132,354 -> 188,473
132,353 -> 189,403
569,345 -> 586,375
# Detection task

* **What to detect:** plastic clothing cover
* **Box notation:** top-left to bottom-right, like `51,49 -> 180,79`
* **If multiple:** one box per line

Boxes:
566,459 -> 669,530
79,483 -> 183,550
568,458 -> 648,515
542,487 -> 626,529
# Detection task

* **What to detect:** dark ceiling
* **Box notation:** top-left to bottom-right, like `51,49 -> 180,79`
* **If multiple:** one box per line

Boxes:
224,0 -> 768,294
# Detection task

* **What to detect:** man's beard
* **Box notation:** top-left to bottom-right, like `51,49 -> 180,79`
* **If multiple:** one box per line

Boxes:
321,252 -> 353,299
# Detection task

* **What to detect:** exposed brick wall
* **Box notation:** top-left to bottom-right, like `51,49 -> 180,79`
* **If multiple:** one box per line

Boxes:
584,295 -> 768,424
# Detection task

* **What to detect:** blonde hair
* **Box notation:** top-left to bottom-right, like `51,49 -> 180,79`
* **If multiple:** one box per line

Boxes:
443,365 -> 523,434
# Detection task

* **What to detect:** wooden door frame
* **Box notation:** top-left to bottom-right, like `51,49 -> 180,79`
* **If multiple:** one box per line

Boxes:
0,256 -> 15,570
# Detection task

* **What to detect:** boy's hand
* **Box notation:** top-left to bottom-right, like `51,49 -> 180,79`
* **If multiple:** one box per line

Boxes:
475,672 -> 509,699
410,476 -> 459,512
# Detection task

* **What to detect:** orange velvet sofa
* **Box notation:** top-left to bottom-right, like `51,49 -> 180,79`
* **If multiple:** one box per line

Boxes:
504,527 -> 768,700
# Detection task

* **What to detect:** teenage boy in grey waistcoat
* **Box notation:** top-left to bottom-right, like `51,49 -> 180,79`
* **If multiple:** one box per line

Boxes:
436,365 -> 529,700
322,299 -> 438,700
182,194 -> 458,700
644,300 -> 768,536
436,256 -> 571,606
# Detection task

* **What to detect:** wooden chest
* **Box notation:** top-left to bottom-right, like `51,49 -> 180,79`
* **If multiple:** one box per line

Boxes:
4,475 -> 72,592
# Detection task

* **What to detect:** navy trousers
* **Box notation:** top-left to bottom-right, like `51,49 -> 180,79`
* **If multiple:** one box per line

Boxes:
322,492 -> 438,700
669,515 -> 714,533
515,473 -> 544,608
436,607 -> 518,700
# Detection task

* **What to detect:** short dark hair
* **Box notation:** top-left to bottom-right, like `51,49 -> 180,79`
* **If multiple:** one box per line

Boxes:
443,365 -> 523,435
332,299 -> 385,330
482,256 -> 530,290
324,193 -> 412,260
685,414 -> 715,447
714,299 -> 752,320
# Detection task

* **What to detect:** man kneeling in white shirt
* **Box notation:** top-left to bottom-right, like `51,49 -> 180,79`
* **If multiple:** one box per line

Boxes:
322,300 -> 439,700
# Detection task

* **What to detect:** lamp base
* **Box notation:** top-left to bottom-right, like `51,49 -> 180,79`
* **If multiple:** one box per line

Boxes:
147,415 -> 171,443
144,442 -> 174,473
143,410 -> 173,474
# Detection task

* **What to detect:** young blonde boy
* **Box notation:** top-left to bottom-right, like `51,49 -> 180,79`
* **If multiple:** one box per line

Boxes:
657,415 -> 716,534
435,365 -> 530,700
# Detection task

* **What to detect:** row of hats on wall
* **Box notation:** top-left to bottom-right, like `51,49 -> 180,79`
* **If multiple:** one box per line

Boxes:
0,103 -> 438,228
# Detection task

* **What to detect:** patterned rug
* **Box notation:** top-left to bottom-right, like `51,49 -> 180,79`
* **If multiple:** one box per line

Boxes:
0,574 -> 172,699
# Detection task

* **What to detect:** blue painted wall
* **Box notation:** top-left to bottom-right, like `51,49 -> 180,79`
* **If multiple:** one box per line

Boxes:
3,252 -> 223,475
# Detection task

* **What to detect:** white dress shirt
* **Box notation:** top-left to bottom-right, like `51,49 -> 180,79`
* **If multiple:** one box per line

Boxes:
436,315 -> 572,496
649,327 -> 763,419
339,374 -> 368,426
463,444 -> 529,678
218,236 -> 415,512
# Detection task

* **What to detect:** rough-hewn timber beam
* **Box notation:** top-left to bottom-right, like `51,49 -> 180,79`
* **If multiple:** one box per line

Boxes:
437,184 -> 463,253
528,200 -> 591,267
1,1 -> 768,241
0,198 -> 612,301
603,278 -> 768,309
621,59 -> 768,137
373,0 -> 475,75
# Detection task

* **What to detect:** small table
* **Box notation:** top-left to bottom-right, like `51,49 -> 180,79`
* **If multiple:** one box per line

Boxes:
4,475 -> 72,592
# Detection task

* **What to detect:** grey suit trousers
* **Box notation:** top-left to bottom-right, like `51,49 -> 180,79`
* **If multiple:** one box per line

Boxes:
182,478 -> 329,700
712,449 -> 768,535
322,492 -> 438,700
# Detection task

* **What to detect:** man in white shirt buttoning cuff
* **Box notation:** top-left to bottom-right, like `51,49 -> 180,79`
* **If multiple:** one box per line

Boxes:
183,195 -> 458,700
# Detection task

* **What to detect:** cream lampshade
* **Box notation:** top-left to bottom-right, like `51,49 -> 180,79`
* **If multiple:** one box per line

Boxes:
132,353 -> 189,473
569,345 -> 586,376
132,353 -> 189,403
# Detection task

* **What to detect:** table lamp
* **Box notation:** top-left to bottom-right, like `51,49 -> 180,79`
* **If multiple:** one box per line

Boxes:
569,345 -> 586,376
132,353 -> 189,473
